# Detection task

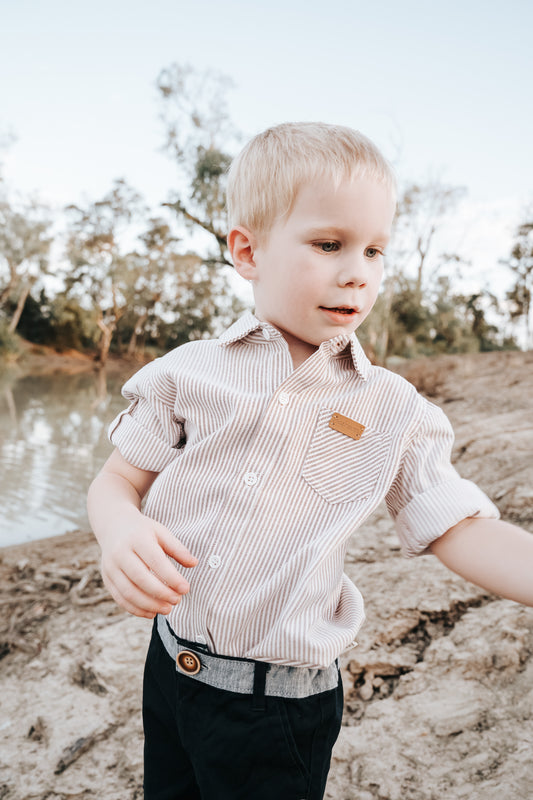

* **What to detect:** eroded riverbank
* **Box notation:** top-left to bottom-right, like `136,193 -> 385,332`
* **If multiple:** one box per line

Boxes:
1,350 -> 532,799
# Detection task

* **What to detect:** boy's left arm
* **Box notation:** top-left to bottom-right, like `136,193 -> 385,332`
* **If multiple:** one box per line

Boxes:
430,518 -> 533,606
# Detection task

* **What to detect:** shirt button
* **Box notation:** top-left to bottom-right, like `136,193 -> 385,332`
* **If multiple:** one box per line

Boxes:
243,472 -> 258,486
278,392 -> 290,406
196,634 -> 207,645
262,328 -> 271,340
208,554 -> 221,569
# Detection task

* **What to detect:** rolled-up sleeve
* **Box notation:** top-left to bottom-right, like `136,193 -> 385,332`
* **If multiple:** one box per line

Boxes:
108,360 -> 185,473
386,399 -> 500,557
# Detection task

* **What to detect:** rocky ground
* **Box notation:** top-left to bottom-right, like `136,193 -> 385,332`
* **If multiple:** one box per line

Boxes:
1,350 -> 532,799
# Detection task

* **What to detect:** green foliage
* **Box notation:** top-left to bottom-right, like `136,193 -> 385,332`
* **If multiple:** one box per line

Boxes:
0,196 -> 52,334
359,276 -> 513,360
64,179 -> 147,363
13,290 -> 54,344
358,179 -> 520,361
191,146 -> 232,225
16,290 -> 99,351
112,232 -> 246,356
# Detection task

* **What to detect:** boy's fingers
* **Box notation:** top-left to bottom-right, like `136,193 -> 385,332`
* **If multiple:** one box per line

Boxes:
155,524 -> 198,568
120,550 -> 186,602
102,548 -> 179,606
133,538 -> 193,596
109,564 -> 178,616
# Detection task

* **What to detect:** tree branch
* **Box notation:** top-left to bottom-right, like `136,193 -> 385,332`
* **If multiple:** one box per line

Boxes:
163,200 -> 228,252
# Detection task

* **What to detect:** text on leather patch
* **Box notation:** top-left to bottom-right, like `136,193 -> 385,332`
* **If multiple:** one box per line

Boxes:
328,412 -> 366,441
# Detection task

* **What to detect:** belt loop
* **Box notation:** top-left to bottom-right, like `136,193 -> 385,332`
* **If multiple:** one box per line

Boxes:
252,662 -> 270,711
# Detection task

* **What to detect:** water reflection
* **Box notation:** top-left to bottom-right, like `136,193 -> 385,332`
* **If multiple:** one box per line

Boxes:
0,367 -> 134,547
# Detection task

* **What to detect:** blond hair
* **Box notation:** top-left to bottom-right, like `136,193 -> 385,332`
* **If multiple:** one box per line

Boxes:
226,122 -> 396,238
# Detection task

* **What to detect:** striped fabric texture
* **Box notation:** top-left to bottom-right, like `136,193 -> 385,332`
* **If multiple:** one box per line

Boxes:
109,313 -> 499,669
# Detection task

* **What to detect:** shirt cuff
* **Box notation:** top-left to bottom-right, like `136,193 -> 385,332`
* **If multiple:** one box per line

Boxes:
395,478 -> 500,558
108,403 -> 180,472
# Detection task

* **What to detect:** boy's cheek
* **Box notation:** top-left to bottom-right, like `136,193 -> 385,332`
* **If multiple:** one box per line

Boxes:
357,297 -> 379,326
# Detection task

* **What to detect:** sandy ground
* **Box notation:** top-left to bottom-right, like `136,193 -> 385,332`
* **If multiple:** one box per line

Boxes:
1,349 -> 532,799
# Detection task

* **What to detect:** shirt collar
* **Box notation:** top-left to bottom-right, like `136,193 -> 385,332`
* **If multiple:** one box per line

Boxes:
218,312 -> 276,345
320,332 -> 371,381
218,312 -> 372,381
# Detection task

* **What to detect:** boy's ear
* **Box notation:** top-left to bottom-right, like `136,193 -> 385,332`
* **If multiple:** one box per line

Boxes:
227,226 -> 259,281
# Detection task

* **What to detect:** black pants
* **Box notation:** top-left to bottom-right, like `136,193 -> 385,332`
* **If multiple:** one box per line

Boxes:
142,622 -> 344,800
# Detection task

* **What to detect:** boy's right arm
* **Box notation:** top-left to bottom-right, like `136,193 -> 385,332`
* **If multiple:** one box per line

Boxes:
87,449 -> 198,619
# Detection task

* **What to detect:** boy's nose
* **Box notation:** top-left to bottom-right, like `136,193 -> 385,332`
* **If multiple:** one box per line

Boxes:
336,257 -> 369,288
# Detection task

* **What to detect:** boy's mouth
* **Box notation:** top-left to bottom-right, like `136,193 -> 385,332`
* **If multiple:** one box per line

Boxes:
320,305 -> 358,316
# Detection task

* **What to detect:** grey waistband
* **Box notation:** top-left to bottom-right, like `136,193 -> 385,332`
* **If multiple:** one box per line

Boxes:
156,614 -> 339,699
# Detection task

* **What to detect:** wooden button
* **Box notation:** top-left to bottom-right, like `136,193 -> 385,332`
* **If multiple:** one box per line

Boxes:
176,650 -> 201,675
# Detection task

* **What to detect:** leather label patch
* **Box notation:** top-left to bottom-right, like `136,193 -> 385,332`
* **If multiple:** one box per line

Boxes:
328,412 -> 366,441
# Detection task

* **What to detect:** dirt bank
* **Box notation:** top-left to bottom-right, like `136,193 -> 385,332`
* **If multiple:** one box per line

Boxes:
2,339 -> 150,378
1,350 -> 532,800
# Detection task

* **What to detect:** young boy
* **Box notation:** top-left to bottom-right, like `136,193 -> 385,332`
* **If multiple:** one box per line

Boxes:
88,122 -> 533,800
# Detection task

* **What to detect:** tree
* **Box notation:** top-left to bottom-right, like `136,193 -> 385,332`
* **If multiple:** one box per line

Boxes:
0,197 -> 52,333
120,217 -> 205,356
151,64 -> 249,348
393,182 -> 466,303
65,184 -> 246,362
462,291 -> 501,351
157,63 -> 239,268
504,212 -> 533,349
361,180 -> 467,362
64,179 -> 145,364
429,280 -> 506,354
16,289 -> 100,351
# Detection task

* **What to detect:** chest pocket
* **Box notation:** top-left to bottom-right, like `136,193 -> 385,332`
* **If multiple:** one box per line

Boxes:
302,408 -> 391,504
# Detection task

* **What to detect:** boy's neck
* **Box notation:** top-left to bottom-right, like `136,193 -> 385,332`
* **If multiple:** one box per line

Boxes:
289,343 -> 319,370
262,321 -> 318,370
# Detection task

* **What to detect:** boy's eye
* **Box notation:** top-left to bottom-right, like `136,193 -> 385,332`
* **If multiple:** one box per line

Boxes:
365,247 -> 383,259
316,241 -> 340,253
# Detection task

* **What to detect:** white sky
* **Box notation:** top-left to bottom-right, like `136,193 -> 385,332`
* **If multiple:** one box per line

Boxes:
1,0 -> 532,296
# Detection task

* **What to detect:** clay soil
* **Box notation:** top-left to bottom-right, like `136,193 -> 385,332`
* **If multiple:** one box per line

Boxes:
1,350 -> 532,800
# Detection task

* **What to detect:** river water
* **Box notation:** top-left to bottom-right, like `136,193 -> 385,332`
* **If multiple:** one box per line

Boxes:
0,367 -> 133,547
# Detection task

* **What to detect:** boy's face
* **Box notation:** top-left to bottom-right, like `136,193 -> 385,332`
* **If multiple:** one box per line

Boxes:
232,175 -> 395,367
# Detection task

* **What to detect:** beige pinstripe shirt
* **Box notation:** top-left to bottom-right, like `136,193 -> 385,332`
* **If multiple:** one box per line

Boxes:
109,313 -> 499,668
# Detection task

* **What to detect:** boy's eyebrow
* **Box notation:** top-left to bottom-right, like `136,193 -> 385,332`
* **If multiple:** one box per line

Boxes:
306,226 -> 345,238
305,225 -> 391,243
